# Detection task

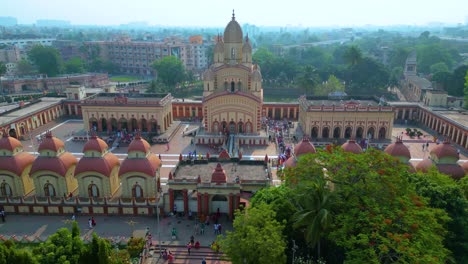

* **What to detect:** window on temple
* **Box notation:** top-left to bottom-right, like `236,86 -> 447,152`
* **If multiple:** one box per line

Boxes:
88,183 -> 100,198
0,181 -> 12,197
44,183 -> 56,197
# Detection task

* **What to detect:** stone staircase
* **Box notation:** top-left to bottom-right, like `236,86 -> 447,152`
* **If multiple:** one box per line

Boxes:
147,245 -> 230,264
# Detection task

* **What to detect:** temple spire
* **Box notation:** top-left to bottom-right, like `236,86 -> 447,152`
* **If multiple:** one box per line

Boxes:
232,9 -> 235,20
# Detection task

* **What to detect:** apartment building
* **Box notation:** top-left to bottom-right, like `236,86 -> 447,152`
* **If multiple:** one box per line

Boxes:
83,36 -> 210,76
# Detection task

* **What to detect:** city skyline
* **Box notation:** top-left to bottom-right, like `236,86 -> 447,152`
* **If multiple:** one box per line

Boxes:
1,0 -> 468,27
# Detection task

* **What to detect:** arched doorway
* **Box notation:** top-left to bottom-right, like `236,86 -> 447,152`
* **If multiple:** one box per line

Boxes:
174,191 -> 184,214
44,183 -> 56,197
333,127 -> 341,139
311,127 -> 318,138
211,194 -> 228,213
367,127 -> 375,139
130,118 -> 138,132
221,121 -> 227,133
237,122 -> 244,133
230,81 -> 235,92
88,183 -> 100,198
141,119 -> 148,132
229,121 -> 236,133
0,181 -> 12,197
213,121 -> 219,133
151,119 -> 158,133
132,183 -> 143,198
378,127 -> 386,139
356,127 -> 364,139
322,127 -> 329,139
119,118 -> 127,131
110,118 -> 118,132
89,118 -> 98,131
245,122 -> 252,133
344,127 -> 352,139
101,118 -> 107,132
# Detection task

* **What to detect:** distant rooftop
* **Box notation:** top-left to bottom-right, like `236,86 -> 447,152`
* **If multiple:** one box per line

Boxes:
82,92 -> 172,106
406,75 -> 432,90
0,97 -> 63,126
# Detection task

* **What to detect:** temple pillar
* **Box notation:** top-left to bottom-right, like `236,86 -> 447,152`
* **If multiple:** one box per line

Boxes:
228,193 -> 234,220
235,193 -> 241,210
169,188 -> 174,214
183,189 -> 189,215
197,192 -> 202,215
97,120 -> 102,132
204,192 -> 209,216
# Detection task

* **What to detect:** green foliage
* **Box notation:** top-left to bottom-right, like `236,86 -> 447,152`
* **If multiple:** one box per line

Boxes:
152,56 -> 186,88
218,203 -> 287,264
416,44 -> 454,74
315,75 -> 345,96
284,149 -> 451,263
297,65 -> 320,95
28,45 -> 63,77
64,57 -> 85,74
33,227 -> 84,264
343,46 -> 362,66
0,241 -> 37,264
345,57 -> 389,94
408,170 -> 468,263
430,62 -> 449,74
126,237 -> 145,258
448,65 -> 468,96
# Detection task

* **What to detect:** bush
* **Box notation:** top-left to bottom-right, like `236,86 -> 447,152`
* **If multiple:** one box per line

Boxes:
126,237 -> 145,258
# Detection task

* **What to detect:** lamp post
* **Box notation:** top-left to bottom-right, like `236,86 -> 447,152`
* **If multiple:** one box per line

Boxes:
156,191 -> 162,258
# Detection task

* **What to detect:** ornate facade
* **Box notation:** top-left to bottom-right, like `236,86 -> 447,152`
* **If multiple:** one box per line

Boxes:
81,93 -> 173,134
201,12 -> 263,136
299,96 -> 394,140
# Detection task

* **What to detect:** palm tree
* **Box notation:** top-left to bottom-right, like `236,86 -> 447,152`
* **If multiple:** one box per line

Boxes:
292,181 -> 333,259
343,46 -> 363,66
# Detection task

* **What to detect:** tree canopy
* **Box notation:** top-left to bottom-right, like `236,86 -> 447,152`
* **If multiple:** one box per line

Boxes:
245,147 -> 461,263
152,56 -> 186,88
218,203 -> 287,264
28,45 -> 63,77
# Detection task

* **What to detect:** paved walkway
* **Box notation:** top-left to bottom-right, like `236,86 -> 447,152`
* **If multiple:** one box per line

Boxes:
0,214 -> 232,247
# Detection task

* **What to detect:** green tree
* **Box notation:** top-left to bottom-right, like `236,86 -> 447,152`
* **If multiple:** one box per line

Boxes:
430,62 -> 449,74
0,240 -> 37,264
416,44 -> 454,74
64,57 -> 85,74
126,237 -> 145,258
218,203 -> 287,264
33,227 -> 84,264
28,45 -> 63,77
448,65 -> 468,96
408,170 -> 468,264
344,57 -> 389,94
97,239 -> 111,264
315,75 -> 345,96
343,46 -> 362,66
297,65 -> 320,95
152,56 -> 186,88
292,180 -> 333,258
16,59 -> 36,75
286,149 -> 451,263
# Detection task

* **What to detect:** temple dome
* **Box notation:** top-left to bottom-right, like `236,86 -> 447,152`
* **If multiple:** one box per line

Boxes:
430,142 -> 459,159
252,69 -> 262,82
214,41 -> 224,53
75,153 -> 120,176
284,157 -> 297,168
415,159 -> 434,173
436,164 -> 465,180
38,131 -> 64,152
294,138 -> 316,157
119,153 -> 161,177
83,135 -> 108,153
384,141 -> 411,161
341,140 -> 363,154
242,38 -> 252,53
0,133 -> 23,151
223,13 -> 243,43
128,134 -> 151,153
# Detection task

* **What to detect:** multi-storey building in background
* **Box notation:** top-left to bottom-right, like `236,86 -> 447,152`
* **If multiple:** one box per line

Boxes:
83,35 -> 210,76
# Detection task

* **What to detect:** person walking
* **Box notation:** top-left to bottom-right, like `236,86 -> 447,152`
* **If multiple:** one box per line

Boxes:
0,210 -> 5,223
71,214 -> 76,221
200,222 -> 205,235
202,258 -> 207,264
187,242 -> 192,255
88,218 -> 93,228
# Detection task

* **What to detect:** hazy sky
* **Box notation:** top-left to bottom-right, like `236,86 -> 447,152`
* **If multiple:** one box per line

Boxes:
1,0 -> 467,27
